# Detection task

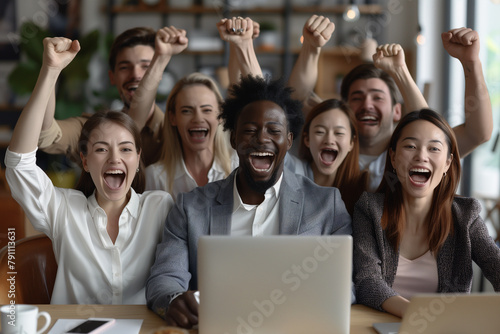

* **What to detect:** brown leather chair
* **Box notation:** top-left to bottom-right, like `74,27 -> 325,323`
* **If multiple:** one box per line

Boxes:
0,234 -> 57,304
0,168 -> 26,249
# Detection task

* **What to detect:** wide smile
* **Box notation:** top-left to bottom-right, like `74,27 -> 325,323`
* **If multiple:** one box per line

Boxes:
357,112 -> 379,126
188,127 -> 209,142
319,148 -> 338,166
124,82 -> 139,96
408,167 -> 431,186
103,169 -> 126,190
249,151 -> 275,173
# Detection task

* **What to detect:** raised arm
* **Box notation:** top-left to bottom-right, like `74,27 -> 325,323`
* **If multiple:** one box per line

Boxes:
10,37 -> 80,154
373,43 -> 428,115
217,17 -> 262,85
41,88 -> 56,131
287,15 -> 334,112
441,27 -> 492,158
128,26 -> 188,130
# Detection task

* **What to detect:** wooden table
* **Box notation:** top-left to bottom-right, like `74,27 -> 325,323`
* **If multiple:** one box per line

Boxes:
0,304 -> 399,334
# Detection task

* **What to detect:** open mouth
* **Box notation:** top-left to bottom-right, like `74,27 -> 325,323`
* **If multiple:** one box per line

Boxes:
249,152 -> 275,172
104,169 -> 126,190
357,113 -> 379,125
319,148 -> 338,166
125,83 -> 139,94
188,128 -> 209,140
409,168 -> 431,184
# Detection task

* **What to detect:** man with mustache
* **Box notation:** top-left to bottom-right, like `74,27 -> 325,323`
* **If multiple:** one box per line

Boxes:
38,25 -> 188,167
146,75 -> 353,329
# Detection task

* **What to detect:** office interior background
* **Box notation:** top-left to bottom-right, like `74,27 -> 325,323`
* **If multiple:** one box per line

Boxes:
0,0 -> 498,290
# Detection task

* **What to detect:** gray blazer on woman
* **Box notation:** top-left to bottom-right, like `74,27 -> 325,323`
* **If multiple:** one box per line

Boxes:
353,192 -> 500,311
146,167 -> 352,317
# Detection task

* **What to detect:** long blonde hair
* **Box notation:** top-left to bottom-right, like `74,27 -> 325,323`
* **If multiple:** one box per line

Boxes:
159,73 -> 232,195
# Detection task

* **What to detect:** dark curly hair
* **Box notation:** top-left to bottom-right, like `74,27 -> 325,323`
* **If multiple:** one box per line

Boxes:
219,75 -> 304,140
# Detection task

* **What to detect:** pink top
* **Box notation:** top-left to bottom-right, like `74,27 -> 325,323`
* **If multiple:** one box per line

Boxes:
392,250 -> 439,300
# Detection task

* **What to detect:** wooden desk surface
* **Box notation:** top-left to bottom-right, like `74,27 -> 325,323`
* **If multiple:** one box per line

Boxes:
1,304 -> 399,334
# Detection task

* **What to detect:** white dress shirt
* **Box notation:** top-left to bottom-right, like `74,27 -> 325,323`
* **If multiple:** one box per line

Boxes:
230,172 -> 283,236
144,151 -> 239,200
5,148 -> 174,304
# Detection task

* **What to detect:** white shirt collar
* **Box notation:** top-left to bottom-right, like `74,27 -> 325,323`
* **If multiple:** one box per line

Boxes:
232,170 -> 283,212
175,157 -> 225,180
87,188 -> 140,223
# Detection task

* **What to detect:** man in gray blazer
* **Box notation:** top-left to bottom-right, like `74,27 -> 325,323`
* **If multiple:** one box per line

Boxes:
146,75 -> 352,328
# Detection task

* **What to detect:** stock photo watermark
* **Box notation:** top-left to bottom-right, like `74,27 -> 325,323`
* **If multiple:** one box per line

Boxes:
7,0 -> 74,54
400,294 -> 457,334
225,237 -> 343,334
4,228 -> 17,327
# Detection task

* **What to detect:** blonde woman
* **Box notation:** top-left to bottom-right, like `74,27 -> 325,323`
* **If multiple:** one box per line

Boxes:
145,73 -> 238,199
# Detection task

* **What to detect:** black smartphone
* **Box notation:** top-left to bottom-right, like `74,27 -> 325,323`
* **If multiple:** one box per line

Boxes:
65,318 -> 115,333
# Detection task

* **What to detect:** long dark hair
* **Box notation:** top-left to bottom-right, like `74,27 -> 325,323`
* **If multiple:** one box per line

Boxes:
378,109 -> 461,253
75,111 -> 145,197
298,99 -> 367,214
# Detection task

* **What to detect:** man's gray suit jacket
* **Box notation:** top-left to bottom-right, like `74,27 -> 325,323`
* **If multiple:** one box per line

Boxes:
146,168 -> 352,317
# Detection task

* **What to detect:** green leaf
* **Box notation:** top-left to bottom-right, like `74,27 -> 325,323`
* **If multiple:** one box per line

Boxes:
18,22 -> 49,65
7,60 -> 40,95
79,29 -> 100,56
64,55 -> 91,80
55,99 -> 85,120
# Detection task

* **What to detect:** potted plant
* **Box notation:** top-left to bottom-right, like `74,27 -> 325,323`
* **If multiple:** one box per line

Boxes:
7,21 -> 101,187
258,20 -> 280,51
8,21 -> 100,120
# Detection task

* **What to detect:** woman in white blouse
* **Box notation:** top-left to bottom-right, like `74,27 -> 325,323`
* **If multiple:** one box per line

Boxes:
145,73 -> 238,199
5,37 -> 174,304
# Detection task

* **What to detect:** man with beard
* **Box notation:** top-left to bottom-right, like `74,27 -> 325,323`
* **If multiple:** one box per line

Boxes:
38,25 -> 188,167
146,75 -> 353,329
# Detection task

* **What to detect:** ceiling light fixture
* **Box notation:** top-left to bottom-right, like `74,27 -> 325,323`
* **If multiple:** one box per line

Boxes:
416,24 -> 425,45
343,1 -> 360,22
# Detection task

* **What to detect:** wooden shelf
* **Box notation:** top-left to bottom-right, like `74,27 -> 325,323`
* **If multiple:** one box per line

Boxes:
107,2 -> 384,78
109,3 -> 168,13
0,105 -> 22,112
109,4 -> 383,15
316,46 -> 364,100
292,4 -> 383,15
185,49 -> 223,55
184,48 -> 287,55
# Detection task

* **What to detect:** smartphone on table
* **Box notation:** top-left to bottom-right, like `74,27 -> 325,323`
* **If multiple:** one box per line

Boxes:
65,318 -> 116,333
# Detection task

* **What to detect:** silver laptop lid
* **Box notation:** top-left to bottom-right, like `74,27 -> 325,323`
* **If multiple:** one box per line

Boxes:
398,293 -> 500,334
198,235 -> 352,334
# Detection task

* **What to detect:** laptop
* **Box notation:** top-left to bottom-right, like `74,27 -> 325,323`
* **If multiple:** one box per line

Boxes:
373,293 -> 500,334
197,235 -> 353,334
